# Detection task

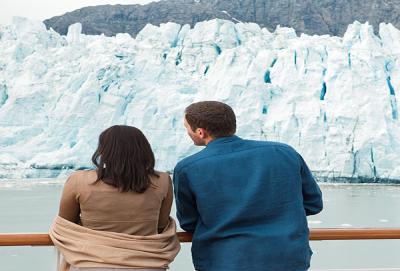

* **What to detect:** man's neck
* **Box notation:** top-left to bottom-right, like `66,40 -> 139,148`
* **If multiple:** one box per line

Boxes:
204,137 -> 215,145
204,135 -> 238,146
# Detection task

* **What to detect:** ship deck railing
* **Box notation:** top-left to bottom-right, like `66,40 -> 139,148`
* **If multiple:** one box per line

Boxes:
1,228 -> 400,246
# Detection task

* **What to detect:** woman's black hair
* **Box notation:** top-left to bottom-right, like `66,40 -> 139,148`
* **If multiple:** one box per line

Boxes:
91,125 -> 158,193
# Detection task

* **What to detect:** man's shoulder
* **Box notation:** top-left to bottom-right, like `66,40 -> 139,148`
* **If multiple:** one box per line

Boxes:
238,139 -> 302,162
175,140 -> 298,173
242,139 -> 297,152
174,149 -> 208,173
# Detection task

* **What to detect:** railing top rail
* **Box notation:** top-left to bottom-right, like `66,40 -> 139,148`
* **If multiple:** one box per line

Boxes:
1,228 -> 400,246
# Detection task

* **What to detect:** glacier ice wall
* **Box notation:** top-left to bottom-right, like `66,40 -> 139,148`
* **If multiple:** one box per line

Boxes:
0,17 -> 400,180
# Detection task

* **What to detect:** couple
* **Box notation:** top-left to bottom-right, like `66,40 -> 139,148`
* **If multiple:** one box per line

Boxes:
50,101 -> 323,271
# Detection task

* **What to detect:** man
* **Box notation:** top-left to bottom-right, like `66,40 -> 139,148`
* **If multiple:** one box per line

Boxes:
173,101 -> 323,271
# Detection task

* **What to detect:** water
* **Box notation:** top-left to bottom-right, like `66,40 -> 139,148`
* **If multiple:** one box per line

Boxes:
0,180 -> 399,271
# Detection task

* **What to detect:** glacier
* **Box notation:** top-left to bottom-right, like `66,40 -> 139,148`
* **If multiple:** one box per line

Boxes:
0,17 -> 400,181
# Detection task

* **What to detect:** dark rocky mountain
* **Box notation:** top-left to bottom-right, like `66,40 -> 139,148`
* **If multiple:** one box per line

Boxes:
44,0 -> 400,37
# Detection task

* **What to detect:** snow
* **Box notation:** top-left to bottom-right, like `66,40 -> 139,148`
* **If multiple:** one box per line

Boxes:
0,17 -> 399,180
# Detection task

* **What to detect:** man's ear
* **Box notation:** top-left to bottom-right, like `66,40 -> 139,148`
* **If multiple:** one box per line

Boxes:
196,128 -> 208,139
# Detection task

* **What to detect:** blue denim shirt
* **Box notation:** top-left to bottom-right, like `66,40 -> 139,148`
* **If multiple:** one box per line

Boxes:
173,136 -> 323,271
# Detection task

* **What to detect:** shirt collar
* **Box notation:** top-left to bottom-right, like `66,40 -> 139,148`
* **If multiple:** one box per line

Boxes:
206,135 -> 241,147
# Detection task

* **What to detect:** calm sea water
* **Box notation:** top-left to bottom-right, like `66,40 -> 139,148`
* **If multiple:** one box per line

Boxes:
0,180 -> 399,271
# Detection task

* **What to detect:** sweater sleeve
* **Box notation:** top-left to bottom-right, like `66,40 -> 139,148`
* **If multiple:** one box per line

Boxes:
173,166 -> 199,233
58,173 -> 81,223
299,155 -> 323,216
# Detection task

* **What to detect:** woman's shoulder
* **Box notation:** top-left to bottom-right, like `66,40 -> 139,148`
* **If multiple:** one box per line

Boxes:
154,170 -> 170,178
67,169 -> 97,185
151,170 -> 172,190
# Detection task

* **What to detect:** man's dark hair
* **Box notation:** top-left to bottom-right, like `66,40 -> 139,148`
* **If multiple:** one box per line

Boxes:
185,101 -> 236,138
92,125 -> 159,193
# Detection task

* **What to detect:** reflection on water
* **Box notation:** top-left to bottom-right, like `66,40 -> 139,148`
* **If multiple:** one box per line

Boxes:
0,182 -> 399,270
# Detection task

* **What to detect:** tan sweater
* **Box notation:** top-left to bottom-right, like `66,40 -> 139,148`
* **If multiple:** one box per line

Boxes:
58,170 -> 173,235
49,216 -> 180,271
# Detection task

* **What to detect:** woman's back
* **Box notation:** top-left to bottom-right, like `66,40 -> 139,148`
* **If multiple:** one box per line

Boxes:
52,125 -> 179,270
59,170 -> 173,235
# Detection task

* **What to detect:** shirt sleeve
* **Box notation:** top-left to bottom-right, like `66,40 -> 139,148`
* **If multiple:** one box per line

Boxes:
158,174 -> 173,232
58,174 -> 81,223
173,166 -> 199,233
299,155 -> 323,216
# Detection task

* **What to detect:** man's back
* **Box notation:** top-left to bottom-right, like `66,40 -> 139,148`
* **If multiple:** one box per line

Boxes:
174,136 -> 323,271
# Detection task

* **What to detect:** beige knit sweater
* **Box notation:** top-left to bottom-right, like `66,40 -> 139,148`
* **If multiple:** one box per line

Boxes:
49,216 -> 180,271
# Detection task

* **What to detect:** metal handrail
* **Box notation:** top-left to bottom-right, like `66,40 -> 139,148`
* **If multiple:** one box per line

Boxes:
1,228 -> 400,246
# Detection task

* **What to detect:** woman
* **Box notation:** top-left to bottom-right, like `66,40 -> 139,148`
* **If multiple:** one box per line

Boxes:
50,125 -> 180,271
